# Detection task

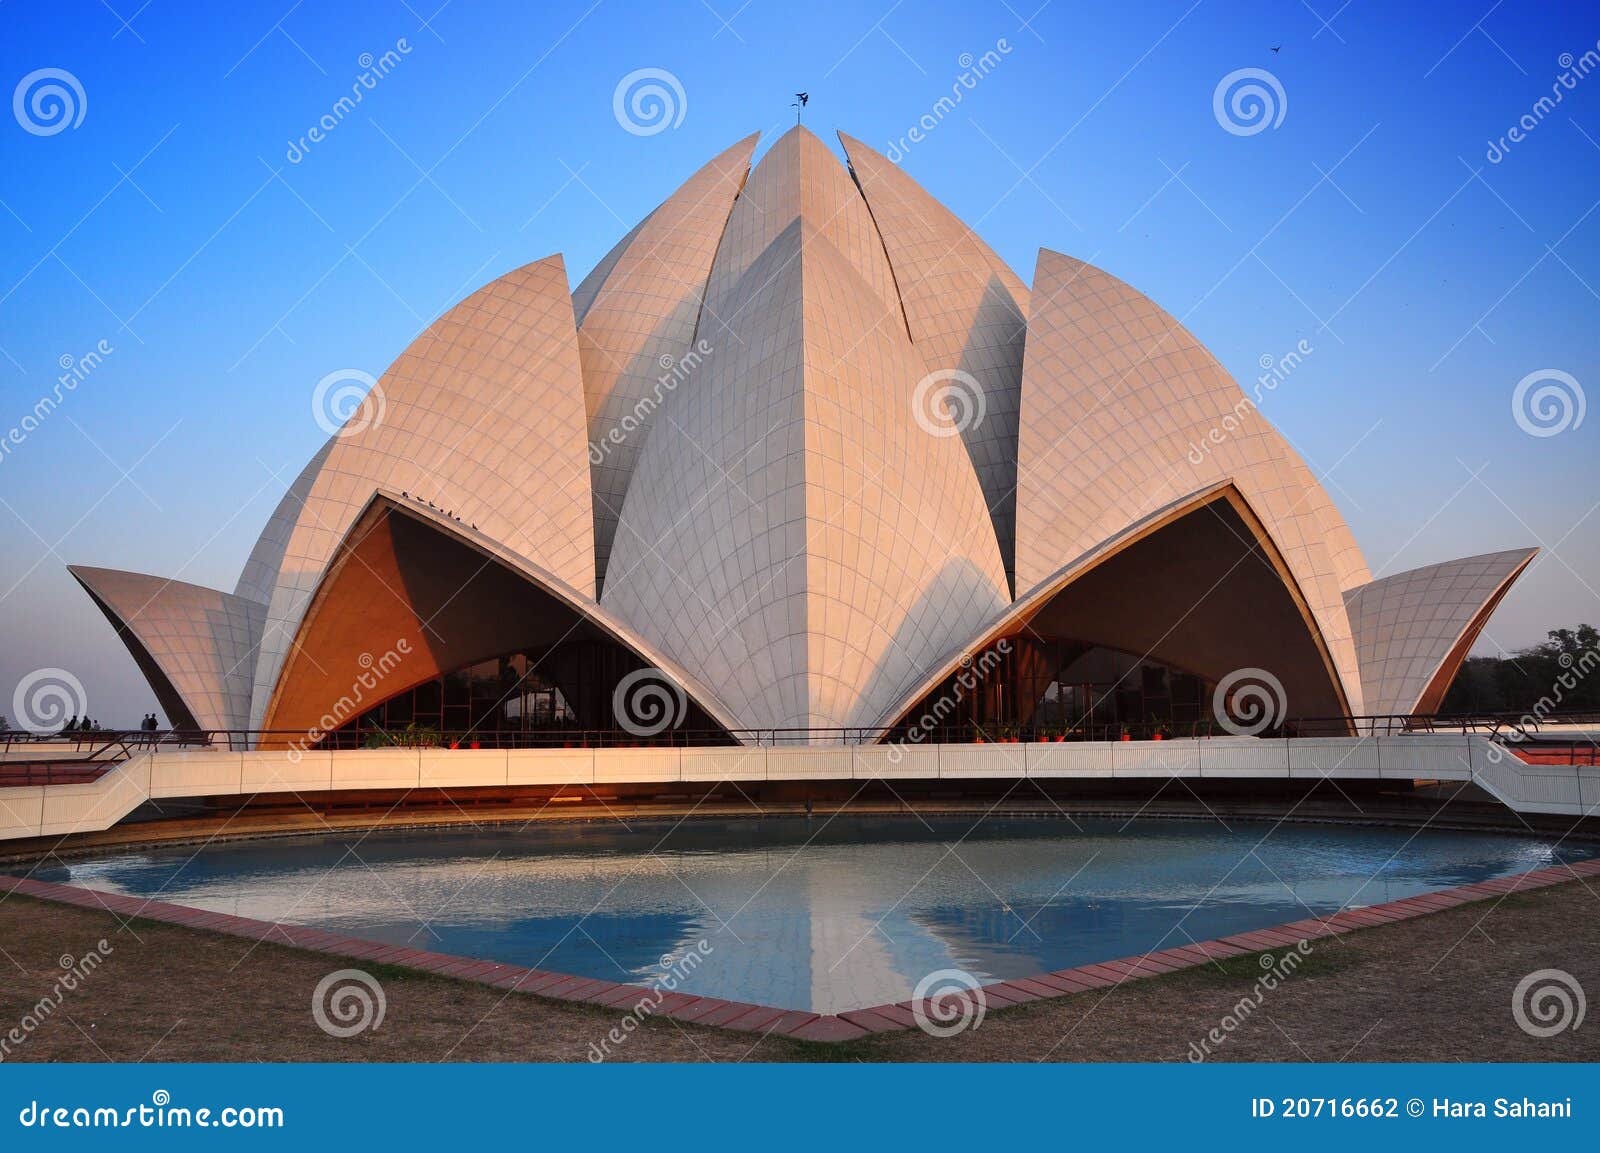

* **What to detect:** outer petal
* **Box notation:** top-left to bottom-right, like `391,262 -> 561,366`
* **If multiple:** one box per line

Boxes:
1345,548 -> 1537,716
1015,248 -> 1364,714
70,565 -> 263,732
576,133 -> 759,589
839,132 -> 1029,587
249,255 -> 594,728
603,206 -> 1009,730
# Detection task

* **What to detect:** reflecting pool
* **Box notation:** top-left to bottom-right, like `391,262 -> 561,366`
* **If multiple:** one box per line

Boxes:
23,817 -> 1594,1013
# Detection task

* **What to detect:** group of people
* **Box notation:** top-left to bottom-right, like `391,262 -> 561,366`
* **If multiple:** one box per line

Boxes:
54,714 -> 163,734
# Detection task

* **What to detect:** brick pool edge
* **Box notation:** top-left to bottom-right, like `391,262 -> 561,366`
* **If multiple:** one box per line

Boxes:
4,860 -> 1598,1045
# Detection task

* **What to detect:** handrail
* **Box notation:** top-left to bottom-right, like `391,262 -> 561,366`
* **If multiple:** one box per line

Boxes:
2,711 -> 1597,755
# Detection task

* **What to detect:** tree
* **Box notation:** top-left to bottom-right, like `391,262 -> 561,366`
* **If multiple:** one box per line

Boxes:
1440,624 -> 1600,714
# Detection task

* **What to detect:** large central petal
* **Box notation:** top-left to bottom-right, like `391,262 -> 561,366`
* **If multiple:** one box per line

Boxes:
601,129 -> 1009,732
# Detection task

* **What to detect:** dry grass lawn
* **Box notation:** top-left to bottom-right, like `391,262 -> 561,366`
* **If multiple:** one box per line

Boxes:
0,880 -> 1595,1062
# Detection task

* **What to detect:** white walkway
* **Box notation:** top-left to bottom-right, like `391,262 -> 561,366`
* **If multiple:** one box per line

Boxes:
1,735 -> 1595,842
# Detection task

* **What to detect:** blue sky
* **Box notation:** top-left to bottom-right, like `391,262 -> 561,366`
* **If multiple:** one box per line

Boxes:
1,0 -> 1596,724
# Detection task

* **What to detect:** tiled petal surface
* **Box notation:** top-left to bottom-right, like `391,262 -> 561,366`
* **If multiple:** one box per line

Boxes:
576,134 -> 759,590
68,566 -> 264,732
249,255 -> 595,729
1345,548 -> 1538,716
1014,249 -> 1366,714
840,131 -> 1029,588
604,210 -> 1009,730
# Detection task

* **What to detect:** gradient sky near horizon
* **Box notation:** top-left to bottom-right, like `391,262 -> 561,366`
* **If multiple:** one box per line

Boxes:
1,0 -> 1597,725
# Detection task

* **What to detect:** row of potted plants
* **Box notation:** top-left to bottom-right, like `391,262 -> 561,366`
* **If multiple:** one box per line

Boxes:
968,721 -> 1181,743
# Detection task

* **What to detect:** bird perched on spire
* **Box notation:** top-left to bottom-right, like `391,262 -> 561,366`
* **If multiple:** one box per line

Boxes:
792,91 -> 808,124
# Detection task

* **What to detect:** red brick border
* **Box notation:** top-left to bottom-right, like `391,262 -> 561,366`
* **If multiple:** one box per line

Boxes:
4,858 -> 1598,1044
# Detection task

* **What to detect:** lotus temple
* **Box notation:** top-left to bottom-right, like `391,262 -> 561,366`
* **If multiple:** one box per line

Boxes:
7,127 -> 1594,1037
60,126 -> 1538,758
